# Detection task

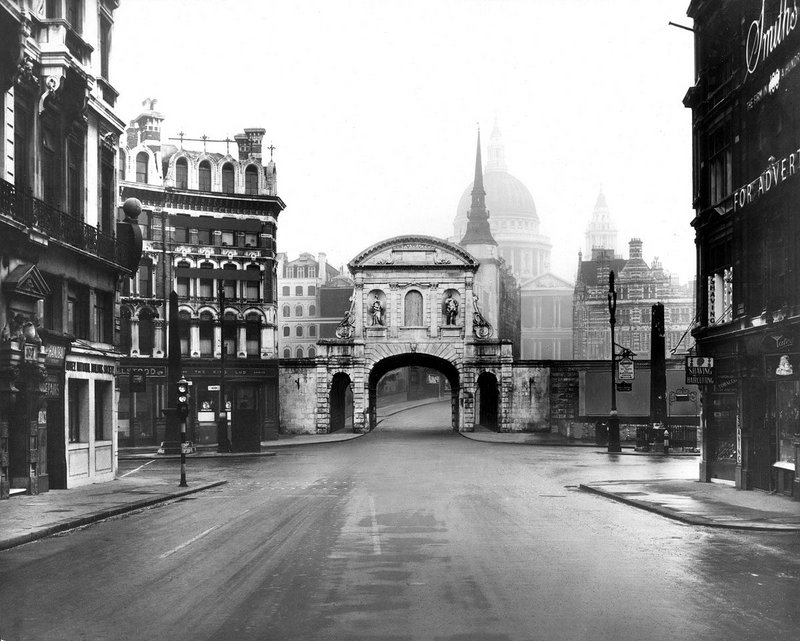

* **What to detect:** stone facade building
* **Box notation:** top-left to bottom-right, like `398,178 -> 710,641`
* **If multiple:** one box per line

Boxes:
117,99 -> 284,449
0,0 -> 141,497
573,239 -> 695,360
276,251 -> 341,359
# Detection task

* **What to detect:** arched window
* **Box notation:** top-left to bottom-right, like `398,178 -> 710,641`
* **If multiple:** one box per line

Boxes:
176,260 -> 191,297
309,304 -> 316,316
136,152 -> 148,183
198,261 -> 214,298
223,263 -> 237,299
221,163 -> 234,193
199,311 -> 214,356
282,286 -> 290,296
223,311 -> 237,356
308,347 -> 316,358
296,347 -> 304,358
118,149 -> 126,182
246,264 -> 261,300
178,311 -> 191,356
295,325 -> 303,337
199,160 -> 211,191
404,290 -> 423,326
283,348 -> 291,358
282,305 -> 290,317
283,326 -> 290,337
294,305 -> 303,317
245,312 -> 261,357
245,165 -> 258,194
120,306 -> 132,354
139,307 -> 157,356
309,325 -> 317,337
175,157 -> 188,189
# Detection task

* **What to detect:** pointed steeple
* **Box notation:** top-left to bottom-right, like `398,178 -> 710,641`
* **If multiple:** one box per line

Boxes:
460,128 -> 497,246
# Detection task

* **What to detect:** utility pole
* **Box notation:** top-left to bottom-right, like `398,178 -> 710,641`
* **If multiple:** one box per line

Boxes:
217,282 -> 231,452
650,302 -> 667,449
607,270 -> 622,452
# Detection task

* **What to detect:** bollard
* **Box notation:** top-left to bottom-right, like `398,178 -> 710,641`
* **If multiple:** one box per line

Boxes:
663,428 -> 670,455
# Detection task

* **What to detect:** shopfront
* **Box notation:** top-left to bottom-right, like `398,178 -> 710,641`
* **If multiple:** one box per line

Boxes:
763,348 -> 800,495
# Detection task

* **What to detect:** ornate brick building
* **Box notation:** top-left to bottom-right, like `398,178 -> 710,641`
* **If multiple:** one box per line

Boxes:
117,99 -> 284,450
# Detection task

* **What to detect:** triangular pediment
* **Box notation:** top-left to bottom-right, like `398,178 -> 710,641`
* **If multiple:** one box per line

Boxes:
2,263 -> 51,300
520,272 -> 573,291
350,235 -> 479,271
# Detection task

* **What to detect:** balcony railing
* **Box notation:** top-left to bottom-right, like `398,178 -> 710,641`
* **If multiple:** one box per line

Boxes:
0,179 -> 128,268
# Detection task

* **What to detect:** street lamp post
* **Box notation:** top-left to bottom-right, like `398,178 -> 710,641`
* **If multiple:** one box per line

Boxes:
608,270 -> 622,452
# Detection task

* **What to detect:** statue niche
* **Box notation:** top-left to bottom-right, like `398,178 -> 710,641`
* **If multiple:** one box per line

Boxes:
442,290 -> 460,326
368,289 -> 387,327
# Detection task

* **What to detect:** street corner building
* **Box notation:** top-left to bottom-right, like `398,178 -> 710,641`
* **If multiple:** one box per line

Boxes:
117,100 -> 285,451
686,0 -> 800,497
0,1 -> 143,498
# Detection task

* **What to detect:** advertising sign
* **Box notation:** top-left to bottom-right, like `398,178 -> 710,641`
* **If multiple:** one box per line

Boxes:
686,356 -> 714,385
618,358 -> 635,380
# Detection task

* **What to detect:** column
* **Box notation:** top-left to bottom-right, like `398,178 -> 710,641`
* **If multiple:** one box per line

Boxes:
130,319 -> 140,356
238,325 -> 247,358
190,323 -> 200,358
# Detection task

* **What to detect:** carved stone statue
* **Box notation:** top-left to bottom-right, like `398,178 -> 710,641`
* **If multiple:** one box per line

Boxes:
371,299 -> 384,326
444,295 -> 459,325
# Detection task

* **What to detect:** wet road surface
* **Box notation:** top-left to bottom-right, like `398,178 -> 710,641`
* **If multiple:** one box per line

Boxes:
1,401 -> 799,640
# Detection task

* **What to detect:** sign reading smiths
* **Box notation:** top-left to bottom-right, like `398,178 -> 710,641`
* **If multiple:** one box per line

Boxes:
746,0 -> 799,75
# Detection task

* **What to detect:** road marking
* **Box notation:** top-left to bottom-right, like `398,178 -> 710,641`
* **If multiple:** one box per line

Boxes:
368,495 -> 382,555
119,460 -> 155,477
159,526 -> 219,559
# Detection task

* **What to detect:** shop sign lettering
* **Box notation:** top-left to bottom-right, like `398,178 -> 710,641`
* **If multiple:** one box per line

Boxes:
746,0 -> 799,75
686,356 -> 714,385
66,361 -> 115,374
732,149 -> 800,212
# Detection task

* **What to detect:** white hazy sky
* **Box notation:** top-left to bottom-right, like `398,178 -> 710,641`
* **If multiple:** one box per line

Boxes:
112,0 -> 696,283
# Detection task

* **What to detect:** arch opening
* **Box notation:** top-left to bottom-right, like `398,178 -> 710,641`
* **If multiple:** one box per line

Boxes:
476,371 -> 499,431
368,353 -> 459,432
329,373 -> 353,433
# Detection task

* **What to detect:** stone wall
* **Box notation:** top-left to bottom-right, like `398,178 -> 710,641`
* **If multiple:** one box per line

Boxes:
278,360 -> 317,434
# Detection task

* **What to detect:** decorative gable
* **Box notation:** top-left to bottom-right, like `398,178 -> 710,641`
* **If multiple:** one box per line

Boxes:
2,263 -> 51,301
350,235 -> 478,271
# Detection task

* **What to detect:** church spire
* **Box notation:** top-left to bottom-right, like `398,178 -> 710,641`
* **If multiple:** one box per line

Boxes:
460,127 -> 497,246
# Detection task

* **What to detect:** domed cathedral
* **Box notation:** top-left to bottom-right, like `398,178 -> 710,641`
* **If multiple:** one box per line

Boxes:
453,122 -> 552,281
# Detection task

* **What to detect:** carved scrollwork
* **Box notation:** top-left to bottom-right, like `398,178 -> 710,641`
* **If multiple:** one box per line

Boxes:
472,294 -> 493,339
335,293 -> 356,340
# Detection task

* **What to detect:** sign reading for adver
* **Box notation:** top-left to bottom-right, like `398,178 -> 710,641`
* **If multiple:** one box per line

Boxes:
686,356 -> 714,385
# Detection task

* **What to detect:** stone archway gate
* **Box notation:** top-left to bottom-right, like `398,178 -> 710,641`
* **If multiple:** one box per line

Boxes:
312,235 -> 513,433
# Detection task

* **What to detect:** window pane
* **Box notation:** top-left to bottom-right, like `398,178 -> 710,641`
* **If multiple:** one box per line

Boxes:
404,291 -> 423,325
199,161 -> 211,191
176,158 -> 188,189
222,164 -> 234,193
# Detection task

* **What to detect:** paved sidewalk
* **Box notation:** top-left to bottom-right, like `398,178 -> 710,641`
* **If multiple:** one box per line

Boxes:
1,476 -> 226,551
581,479 -> 800,531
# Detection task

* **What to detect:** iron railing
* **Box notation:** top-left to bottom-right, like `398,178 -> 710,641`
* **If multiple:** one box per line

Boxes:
0,178 -> 128,268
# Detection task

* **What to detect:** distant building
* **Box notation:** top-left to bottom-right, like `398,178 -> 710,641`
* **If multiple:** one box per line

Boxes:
520,273 -> 573,359
573,239 -> 694,359
276,252 -> 342,358
117,99 -> 285,449
0,1 -> 141,497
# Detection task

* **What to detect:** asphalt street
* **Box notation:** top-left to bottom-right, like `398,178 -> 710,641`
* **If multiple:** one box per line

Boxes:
1,401 -> 799,641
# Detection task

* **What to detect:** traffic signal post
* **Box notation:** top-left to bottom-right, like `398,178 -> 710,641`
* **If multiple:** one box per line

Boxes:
176,377 -> 190,487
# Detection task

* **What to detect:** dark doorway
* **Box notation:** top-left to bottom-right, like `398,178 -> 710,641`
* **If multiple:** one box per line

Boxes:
330,373 -> 353,432
231,383 -> 261,451
476,372 -> 499,430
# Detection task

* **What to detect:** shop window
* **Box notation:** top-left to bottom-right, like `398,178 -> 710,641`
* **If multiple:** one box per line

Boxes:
68,379 -> 88,443
175,157 -> 188,189
222,163 -> 235,193
404,290 -> 423,326
199,160 -> 212,191
95,380 -> 112,441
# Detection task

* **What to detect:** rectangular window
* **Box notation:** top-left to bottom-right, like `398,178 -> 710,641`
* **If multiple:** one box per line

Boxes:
138,262 -> 152,297
197,229 -> 212,245
244,233 -> 258,247
221,231 -> 234,246
708,267 -> 733,325
708,122 -> 732,206
99,14 -> 111,79
66,0 -> 83,34
177,277 -> 190,298
198,278 -> 213,298
246,324 -> 260,357
68,379 -> 88,442
173,226 -> 188,244
94,294 -> 107,343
